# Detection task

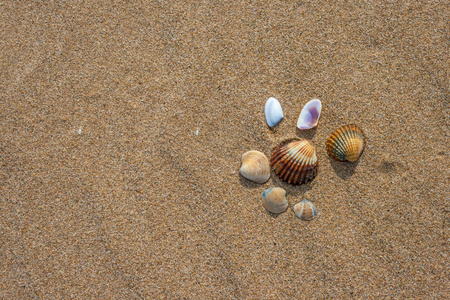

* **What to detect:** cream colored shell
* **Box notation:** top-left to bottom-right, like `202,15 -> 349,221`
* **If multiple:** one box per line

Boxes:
239,150 -> 271,184
261,187 -> 288,213
294,199 -> 317,221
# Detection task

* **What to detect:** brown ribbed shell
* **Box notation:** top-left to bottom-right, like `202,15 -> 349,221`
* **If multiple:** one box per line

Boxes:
326,124 -> 366,162
270,139 -> 318,185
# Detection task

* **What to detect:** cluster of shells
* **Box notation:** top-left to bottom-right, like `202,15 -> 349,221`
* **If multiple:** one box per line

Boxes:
240,98 -> 366,221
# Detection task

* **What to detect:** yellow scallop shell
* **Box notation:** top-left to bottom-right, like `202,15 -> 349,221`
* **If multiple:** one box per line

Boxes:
270,139 -> 318,185
326,124 -> 366,162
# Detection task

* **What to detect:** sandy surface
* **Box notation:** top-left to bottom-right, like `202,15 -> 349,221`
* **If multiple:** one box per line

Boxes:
1,1 -> 448,298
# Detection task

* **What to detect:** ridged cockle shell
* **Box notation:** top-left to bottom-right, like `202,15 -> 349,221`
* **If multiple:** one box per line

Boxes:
297,99 -> 322,129
261,187 -> 288,213
326,124 -> 366,162
239,150 -> 271,184
270,139 -> 318,185
294,199 -> 317,221
264,97 -> 284,127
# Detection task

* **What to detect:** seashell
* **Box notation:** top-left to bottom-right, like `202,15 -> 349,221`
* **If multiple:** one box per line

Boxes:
261,187 -> 288,213
326,124 -> 366,162
270,139 -> 318,185
240,150 -> 271,184
297,99 -> 322,129
264,97 -> 284,127
294,199 -> 317,221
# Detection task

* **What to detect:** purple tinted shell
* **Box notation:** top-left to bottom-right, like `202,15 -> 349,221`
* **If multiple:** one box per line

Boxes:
297,99 -> 322,130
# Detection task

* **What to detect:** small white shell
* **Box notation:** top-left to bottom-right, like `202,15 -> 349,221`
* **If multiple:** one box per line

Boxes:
294,199 -> 317,221
297,99 -> 322,130
264,97 -> 284,127
239,150 -> 271,184
261,187 -> 288,213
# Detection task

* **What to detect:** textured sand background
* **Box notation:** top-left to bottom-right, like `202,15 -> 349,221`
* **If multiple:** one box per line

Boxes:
1,1 -> 448,299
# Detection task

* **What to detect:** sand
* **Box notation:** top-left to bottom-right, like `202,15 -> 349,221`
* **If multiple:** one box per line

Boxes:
1,1 -> 448,298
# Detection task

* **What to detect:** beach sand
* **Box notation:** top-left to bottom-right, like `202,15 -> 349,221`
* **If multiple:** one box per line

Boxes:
1,1 -> 448,298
